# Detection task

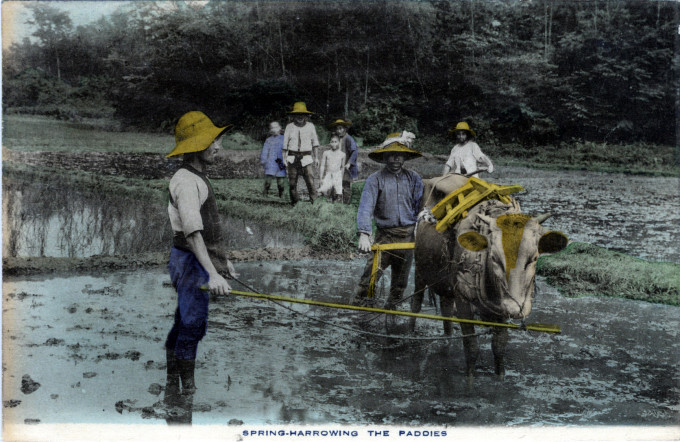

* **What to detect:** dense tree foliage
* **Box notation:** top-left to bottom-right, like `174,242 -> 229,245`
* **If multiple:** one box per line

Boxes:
3,0 -> 676,146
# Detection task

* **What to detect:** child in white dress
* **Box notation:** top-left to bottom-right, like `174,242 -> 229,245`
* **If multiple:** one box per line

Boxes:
443,122 -> 494,177
317,135 -> 346,202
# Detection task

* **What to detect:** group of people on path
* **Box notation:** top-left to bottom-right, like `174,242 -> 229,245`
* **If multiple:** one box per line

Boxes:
161,106 -> 494,423
260,102 -> 359,205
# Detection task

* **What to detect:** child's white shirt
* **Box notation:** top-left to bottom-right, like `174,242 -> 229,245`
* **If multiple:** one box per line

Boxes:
445,141 -> 494,177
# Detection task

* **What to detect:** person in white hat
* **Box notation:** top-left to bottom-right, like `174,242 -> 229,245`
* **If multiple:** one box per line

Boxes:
351,131 -> 423,311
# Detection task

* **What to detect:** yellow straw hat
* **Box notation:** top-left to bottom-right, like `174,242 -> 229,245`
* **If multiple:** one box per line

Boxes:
288,102 -> 314,114
368,131 -> 422,163
447,121 -> 476,138
328,118 -> 352,128
166,111 -> 232,158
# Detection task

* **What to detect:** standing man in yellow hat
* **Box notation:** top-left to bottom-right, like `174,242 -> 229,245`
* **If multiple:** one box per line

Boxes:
328,119 -> 359,204
164,111 -> 235,422
283,101 -> 320,205
351,131 -> 423,311
443,121 -> 494,177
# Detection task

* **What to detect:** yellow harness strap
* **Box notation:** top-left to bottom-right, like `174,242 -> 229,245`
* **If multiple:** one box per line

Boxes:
368,242 -> 415,298
431,177 -> 524,233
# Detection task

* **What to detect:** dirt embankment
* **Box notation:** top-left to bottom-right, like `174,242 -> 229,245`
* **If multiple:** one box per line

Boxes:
2,147 -> 446,180
2,248 -> 358,276
2,148 -> 261,180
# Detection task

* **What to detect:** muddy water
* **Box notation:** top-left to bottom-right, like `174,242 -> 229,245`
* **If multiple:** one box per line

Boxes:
4,165 -> 678,262
3,261 -> 678,426
3,184 -> 304,258
487,166 -> 680,263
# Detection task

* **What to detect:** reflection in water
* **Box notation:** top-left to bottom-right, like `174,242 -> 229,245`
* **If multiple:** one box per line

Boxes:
3,179 -> 304,258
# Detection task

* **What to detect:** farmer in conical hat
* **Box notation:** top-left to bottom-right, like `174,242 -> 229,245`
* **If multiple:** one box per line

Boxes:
351,131 -> 424,313
328,118 -> 359,204
282,101 -> 320,205
165,111 -> 236,421
443,121 -> 494,177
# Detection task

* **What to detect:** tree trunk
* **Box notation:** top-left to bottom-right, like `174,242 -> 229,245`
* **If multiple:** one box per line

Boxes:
364,48 -> 369,107
344,87 -> 349,118
548,1 -> 553,57
470,0 -> 475,66
55,46 -> 61,80
544,2 -> 548,60
335,50 -> 341,93
327,66 -> 331,115
277,19 -> 286,77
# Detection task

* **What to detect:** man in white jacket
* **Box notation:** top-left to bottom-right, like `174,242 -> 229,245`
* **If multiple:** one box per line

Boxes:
283,102 -> 320,205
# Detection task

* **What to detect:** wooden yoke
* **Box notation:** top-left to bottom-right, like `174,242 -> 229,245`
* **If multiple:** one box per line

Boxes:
367,242 -> 415,298
431,177 -> 524,233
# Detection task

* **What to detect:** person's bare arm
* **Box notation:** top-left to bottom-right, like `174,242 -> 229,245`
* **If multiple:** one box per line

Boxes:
186,231 -> 231,296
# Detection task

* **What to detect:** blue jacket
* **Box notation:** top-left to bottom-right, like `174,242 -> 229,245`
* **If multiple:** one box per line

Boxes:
260,134 -> 286,177
357,168 -> 423,235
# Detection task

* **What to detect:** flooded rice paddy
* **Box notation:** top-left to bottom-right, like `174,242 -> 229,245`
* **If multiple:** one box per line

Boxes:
2,185 -> 303,258
2,164 -> 679,432
489,166 -> 680,263
3,261 -> 679,427
3,165 -> 679,262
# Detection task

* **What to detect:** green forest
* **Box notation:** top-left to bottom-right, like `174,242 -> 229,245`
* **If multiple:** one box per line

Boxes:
3,0 -> 677,149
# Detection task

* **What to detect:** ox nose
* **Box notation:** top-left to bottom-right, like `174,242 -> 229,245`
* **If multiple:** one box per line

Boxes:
501,299 -> 532,319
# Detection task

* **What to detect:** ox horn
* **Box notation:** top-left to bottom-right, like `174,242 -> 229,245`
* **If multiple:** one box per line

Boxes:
535,213 -> 553,224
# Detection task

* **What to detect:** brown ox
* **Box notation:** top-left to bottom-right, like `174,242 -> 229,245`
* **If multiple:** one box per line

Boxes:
410,175 -> 568,382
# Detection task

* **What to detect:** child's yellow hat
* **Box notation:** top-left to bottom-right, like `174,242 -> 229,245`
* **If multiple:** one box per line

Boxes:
447,121 -> 476,138
288,102 -> 314,115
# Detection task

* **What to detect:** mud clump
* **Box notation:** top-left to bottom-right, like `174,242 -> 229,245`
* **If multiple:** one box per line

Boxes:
44,338 -> 64,346
125,351 -> 142,361
21,375 -> 40,394
5,292 -> 41,300
115,399 -> 137,414
148,383 -> 163,396
4,400 -> 21,408
82,286 -> 122,297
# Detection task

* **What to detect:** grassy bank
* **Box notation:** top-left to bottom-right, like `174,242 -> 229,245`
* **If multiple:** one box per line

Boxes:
538,242 -> 680,306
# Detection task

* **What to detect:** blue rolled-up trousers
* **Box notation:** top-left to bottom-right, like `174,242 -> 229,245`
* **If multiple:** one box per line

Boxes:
165,247 -> 210,360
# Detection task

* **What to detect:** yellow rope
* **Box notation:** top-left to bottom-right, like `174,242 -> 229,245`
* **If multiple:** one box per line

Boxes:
229,289 -> 561,334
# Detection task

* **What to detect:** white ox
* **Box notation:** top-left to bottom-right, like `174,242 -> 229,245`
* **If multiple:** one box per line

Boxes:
411,175 -> 568,382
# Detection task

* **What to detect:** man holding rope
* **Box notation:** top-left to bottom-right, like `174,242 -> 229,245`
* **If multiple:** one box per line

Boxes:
351,131 -> 423,312
164,111 -> 235,422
